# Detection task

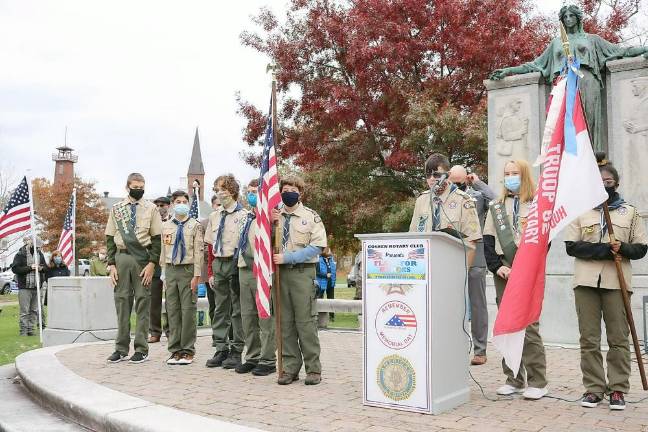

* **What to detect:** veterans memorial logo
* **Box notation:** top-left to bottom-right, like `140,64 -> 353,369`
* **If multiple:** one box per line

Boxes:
375,301 -> 417,350
380,283 -> 413,296
376,354 -> 416,401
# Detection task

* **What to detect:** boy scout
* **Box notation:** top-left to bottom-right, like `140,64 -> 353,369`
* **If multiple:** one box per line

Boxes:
90,246 -> 109,276
271,175 -> 327,385
565,156 -> 648,410
149,196 -> 171,343
409,153 -> 482,265
204,174 -> 247,369
160,191 -> 203,365
237,179 -> 277,376
105,173 -> 162,363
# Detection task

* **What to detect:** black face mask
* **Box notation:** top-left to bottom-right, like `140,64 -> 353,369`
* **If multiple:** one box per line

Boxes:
129,188 -> 145,200
605,186 -> 617,200
281,191 -> 300,207
454,182 -> 467,192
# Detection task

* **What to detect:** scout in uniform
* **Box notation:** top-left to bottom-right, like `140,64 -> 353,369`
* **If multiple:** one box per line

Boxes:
409,153 -> 482,266
160,190 -> 203,365
565,155 -> 647,410
236,179 -> 277,376
204,174 -> 247,369
105,173 -> 162,364
483,159 -> 548,399
90,246 -> 109,276
272,175 -> 327,385
149,196 -> 171,343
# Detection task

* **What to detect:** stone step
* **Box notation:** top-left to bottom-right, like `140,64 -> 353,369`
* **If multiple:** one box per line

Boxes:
0,364 -> 88,432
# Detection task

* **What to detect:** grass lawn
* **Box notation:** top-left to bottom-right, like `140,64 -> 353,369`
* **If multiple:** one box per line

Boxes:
0,304 -> 42,366
324,285 -> 361,330
0,293 -> 18,304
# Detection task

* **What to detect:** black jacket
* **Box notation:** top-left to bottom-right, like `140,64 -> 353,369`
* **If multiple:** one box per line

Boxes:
46,264 -> 71,280
11,246 -> 47,289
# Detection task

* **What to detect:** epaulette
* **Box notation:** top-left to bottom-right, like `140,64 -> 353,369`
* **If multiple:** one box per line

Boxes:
304,206 -> 322,224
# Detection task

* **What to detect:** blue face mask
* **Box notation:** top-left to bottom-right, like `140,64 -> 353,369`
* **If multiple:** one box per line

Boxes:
174,203 -> 190,216
504,175 -> 521,193
247,192 -> 257,208
54,256 -> 62,265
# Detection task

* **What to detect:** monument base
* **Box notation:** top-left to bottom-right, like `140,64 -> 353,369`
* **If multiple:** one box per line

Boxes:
43,328 -> 117,347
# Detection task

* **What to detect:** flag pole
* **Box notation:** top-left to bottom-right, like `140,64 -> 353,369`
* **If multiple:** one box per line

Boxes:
271,74 -> 284,379
26,174 -> 44,344
72,187 -> 77,276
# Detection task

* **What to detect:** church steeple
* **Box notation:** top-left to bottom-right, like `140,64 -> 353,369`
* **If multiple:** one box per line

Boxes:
187,128 -> 205,200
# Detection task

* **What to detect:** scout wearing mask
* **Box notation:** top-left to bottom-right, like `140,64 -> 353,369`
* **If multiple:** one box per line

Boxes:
104,172 -> 162,364
483,159 -> 548,400
204,174 -> 248,369
271,175 -> 327,386
90,247 -> 109,276
160,190 -> 204,365
565,153 -> 648,410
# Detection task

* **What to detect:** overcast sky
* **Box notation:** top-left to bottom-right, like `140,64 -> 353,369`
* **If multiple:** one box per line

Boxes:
0,0 -> 615,200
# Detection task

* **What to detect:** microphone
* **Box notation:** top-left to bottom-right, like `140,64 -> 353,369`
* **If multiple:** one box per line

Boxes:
432,173 -> 449,193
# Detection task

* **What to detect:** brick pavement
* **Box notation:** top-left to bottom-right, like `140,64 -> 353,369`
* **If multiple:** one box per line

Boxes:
57,331 -> 648,432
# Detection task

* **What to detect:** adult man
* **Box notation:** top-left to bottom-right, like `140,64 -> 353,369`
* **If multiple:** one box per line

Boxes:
105,173 -> 162,363
149,196 -> 171,343
11,237 -> 46,336
205,174 -> 247,369
90,246 -> 109,276
448,165 -> 495,366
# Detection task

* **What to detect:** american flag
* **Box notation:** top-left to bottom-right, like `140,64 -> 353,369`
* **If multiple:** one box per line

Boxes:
189,190 -> 200,220
407,247 -> 424,260
254,96 -> 281,319
385,314 -> 417,328
367,249 -> 383,260
56,189 -> 76,267
0,177 -> 32,239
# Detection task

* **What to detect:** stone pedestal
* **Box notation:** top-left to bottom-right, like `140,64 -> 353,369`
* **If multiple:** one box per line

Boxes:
484,73 -> 550,188
43,277 -> 117,347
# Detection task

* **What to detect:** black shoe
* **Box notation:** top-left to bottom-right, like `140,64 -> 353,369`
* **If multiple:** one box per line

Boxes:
27,332 -> 34,336
107,351 -> 128,363
235,361 -> 258,374
129,352 -> 149,364
222,351 -> 242,370
581,393 -> 603,408
205,350 -> 229,368
251,364 -> 277,376
609,391 -> 626,411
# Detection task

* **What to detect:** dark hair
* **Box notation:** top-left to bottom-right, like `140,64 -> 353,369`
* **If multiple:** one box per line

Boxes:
248,178 -> 259,188
559,5 -> 584,33
49,250 -> 63,269
424,153 -> 450,177
595,152 -> 619,183
126,172 -> 145,187
211,195 -> 219,204
214,174 -> 240,199
171,190 -> 190,201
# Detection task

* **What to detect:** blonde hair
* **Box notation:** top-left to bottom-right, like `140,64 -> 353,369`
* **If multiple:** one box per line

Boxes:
500,159 -> 535,203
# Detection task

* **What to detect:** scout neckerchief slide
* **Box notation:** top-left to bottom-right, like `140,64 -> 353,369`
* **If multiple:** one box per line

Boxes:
113,202 -> 150,266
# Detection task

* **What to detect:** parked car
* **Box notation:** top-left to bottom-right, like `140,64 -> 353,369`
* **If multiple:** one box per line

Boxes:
0,270 -> 15,294
78,259 -> 91,276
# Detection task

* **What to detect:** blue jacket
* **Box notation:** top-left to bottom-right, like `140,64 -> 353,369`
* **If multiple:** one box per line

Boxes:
316,256 -> 336,293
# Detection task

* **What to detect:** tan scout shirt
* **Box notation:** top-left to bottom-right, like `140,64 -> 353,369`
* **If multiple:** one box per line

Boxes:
565,205 -> 648,291
160,218 -> 204,276
204,202 -> 248,258
105,198 -> 162,248
408,186 -> 482,242
483,196 -> 530,256
280,203 -> 327,264
238,215 -> 257,268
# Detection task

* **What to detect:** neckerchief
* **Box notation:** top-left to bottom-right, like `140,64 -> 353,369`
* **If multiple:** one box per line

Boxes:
214,202 -> 243,255
596,192 -> 626,241
172,218 -> 186,264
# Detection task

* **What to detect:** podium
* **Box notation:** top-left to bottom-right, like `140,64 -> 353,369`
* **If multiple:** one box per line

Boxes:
356,232 -> 471,415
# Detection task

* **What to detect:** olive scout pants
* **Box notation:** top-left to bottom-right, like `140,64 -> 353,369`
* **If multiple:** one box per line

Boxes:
574,285 -> 631,396
494,274 -> 548,388
165,264 -> 197,355
211,257 -> 244,353
279,263 -> 321,376
114,252 -> 150,355
239,266 -> 276,366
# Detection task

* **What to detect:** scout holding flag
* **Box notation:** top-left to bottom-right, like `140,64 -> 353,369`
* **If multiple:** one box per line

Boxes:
105,173 -> 162,364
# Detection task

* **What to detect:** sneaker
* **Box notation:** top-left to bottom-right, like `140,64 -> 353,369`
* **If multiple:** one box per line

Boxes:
305,373 -> 321,385
166,352 -> 181,365
177,353 -> 194,365
277,372 -> 299,385
235,361 -> 258,374
251,364 -> 277,376
471,355 -> 487,366
205,350 -> 229,368
609,391 -> 626,411
523,386 -> 548,400
107,351 -> 128,363
129,352 -> 149,364
222,351 -> 242,370
581,393 -> 603,408
496,384 -> 524,396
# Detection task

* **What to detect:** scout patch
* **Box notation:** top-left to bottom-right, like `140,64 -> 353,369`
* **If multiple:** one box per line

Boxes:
417,215 -> 428,232
302,219 -> 308,225
618,207 -> 627,215
449,201 -> 457,209
463,201 -> 474,209
584,226 -> 595,234
164,233 -> 173,245
314,215 -> 321,223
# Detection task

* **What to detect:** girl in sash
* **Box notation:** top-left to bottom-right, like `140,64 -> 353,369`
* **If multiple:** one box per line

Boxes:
484,159 -> 548,399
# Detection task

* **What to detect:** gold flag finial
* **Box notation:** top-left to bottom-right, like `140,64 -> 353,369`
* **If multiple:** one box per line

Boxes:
266,63 -> 278,81
560,22 -> 584,78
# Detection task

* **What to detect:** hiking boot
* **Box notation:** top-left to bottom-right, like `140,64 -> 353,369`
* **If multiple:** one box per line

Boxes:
471,355 -> 487,366
305,373 -> 321,385
251,364 -> 276,376
166,352 -> 181,365
177,353 -> 194,365
581,393 -> 603,408
235,361 -> 257,374
205,350 -> 229,368
222,351 -> 242,370
609,391 -> 626,411
277,372 -> 299,385
107,351 -> 128,363
129,352 -> 149,364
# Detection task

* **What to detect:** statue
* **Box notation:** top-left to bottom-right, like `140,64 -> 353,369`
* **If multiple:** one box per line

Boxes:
496,98 -> 528,157
490,5 -> 648,152
623,77 -> 648,208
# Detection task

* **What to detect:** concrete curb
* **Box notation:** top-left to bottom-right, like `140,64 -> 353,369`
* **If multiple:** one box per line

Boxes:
15,343 -> 267,432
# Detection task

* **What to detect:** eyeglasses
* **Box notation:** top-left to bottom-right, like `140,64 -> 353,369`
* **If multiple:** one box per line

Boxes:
426,171 -> 445,179
602,180 -> 616,187
156,204 -> 167,208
